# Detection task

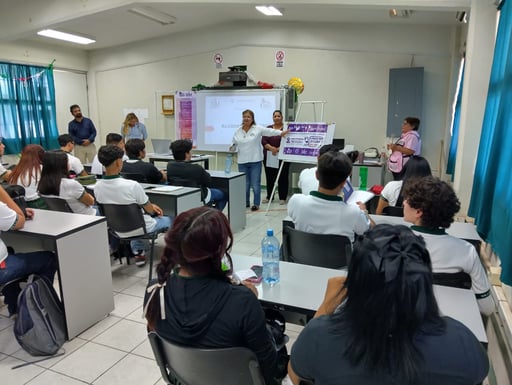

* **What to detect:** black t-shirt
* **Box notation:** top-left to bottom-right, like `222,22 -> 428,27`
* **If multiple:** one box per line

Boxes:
166,161 -> 211,201
291,315 -> 488,385
122,160 -> 162,184
146,275 -> 278,385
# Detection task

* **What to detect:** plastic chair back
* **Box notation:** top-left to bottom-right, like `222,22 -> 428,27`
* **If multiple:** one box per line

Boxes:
120,172 -> 147,183
382,205 -> 404,217
40,195 -> 74,213
433,272 -> 472,289
98,203 -> 147,234
148,332 -> 265,385
282,225 -> 351,269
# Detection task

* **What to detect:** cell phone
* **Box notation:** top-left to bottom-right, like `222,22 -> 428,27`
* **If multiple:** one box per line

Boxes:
247,265 -> 263,283
144,186 -> 156,190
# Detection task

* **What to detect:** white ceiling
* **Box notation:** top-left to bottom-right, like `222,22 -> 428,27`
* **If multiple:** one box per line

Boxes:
0,1 -> 471,51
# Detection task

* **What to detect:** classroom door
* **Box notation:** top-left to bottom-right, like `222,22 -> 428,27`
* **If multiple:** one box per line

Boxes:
386,67 -> 424,137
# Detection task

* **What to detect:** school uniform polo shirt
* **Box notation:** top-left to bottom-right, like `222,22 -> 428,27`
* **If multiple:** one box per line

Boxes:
287,191 -> 369,243
411,226 -> 494,315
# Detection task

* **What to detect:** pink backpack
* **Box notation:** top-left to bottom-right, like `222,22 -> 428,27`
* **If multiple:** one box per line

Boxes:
387,150 -> 404,173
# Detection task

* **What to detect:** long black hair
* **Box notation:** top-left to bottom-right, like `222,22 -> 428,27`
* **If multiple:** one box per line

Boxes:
396,155 -> 431,206
38,151 -> 69,196
332,224 -> 445,383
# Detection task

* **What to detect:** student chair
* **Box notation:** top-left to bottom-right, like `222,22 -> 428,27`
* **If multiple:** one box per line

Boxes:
98,203 -> 167,282
281,225 -> 351,269
148,332 -> 266,385
433,271 -> 472,290
381,205 -> 404,217
120,172 -> 148,183
40,195 -> 73,213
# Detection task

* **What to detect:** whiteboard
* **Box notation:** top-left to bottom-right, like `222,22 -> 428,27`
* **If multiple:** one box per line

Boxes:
278,122 -> 336,164
175,89 -> 285,152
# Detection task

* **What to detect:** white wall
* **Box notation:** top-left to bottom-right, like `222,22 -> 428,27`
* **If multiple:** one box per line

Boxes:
87,21 -> 460,177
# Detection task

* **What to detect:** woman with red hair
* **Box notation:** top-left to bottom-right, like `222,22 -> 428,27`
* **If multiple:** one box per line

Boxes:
7,144 -> 46,208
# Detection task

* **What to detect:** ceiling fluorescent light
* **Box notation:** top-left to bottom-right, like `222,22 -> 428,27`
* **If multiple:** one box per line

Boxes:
389,9 -> 413,18
256,6 -> 283,16
37,29 -> 95,45
128,6 -> 176,25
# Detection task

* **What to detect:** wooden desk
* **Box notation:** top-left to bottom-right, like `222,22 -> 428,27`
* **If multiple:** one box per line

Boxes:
209,170 -> 246,232
141,184 -> 202,217
2,210 -> 114,339
233,255 -> 487,342
147,153 -> 213,170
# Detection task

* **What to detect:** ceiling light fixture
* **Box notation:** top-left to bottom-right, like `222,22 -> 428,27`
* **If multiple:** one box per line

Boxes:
37,29 -> 95,45
389,9 -> 413,18
128,6 -> 177,25
255,6 -> 283,16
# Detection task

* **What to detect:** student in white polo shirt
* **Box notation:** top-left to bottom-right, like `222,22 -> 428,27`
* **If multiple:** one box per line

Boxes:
94,145 -> 171,266
288,151 -> 374,243
298,143 -> 342,196
58,134 -> 87,177
403,176 -> 495,316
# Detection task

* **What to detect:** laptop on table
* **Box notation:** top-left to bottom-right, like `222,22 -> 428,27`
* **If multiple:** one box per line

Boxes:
151,139 -> 172,155
342,179 -> 374,205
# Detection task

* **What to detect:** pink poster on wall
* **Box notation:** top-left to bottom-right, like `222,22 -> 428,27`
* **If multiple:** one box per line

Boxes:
175,91 -> 197,145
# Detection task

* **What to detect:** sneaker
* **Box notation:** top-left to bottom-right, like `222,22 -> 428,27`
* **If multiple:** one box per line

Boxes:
262,198 -> 270,203
279,200 -> 286,205
134,250 -> 146,267
251,205 -> 259,211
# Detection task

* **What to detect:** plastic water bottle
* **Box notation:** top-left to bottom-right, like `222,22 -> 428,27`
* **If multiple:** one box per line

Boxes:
224,153 -> 233,174
262,229 -> 280,286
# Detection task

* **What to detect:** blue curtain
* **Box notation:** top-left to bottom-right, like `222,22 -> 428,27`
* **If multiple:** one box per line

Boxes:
446,63 -> 465,178
468,0 -> 512,285
0,62 -> 59,154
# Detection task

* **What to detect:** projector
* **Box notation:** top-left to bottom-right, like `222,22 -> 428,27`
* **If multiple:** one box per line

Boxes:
219,65 -> 248,86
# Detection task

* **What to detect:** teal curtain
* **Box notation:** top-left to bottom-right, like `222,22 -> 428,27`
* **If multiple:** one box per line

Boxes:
0,62 -> 59,154
446,63 -> 464,178
468,0 -> 512,284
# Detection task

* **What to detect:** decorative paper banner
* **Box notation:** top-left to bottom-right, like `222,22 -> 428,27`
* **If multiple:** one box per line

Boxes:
0,59 -> 55,81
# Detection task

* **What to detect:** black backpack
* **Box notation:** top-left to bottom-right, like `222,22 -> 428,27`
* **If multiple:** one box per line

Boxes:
13,274 -> 66,357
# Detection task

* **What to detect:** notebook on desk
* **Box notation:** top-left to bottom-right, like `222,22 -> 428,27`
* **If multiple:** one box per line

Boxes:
343,179 -> 374,205
151,139 -> 172,155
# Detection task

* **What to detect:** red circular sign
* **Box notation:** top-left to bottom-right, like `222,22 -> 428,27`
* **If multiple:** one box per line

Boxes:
214,53 -> 223,64
275,50 -> 285,61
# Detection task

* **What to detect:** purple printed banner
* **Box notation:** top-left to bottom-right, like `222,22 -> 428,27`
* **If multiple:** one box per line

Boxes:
287,123 -> 328,133
279,122 -> 334,164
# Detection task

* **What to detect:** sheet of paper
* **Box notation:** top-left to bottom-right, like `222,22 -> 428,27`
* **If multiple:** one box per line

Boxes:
266,151 -> 279,168
346,190 -> 375,205
151,186 -> 183,192
233,269 -> 257,281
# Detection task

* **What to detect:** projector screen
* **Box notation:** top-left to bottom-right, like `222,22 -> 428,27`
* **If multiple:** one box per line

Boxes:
176,89 -> 284,152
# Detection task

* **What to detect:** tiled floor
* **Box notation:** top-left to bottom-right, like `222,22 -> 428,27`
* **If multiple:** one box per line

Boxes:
0,199 -> 300,385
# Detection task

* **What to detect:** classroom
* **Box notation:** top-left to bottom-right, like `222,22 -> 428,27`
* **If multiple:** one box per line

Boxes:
0,0 -> 511,384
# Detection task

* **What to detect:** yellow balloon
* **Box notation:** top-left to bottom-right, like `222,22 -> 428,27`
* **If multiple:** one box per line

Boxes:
288,77 -> 304,95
